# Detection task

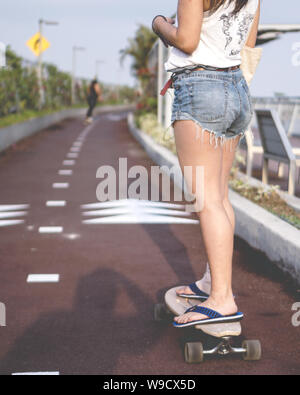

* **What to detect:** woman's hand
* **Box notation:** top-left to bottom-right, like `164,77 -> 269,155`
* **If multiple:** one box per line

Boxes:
152,16 -> 175,48
152,16 -> 175,33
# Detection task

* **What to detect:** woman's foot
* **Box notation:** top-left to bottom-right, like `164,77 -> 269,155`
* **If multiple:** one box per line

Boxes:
174,295 -> 238,325
176,264 -> 211,297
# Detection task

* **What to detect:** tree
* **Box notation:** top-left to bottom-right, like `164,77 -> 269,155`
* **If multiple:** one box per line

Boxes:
120,25 -> 157,93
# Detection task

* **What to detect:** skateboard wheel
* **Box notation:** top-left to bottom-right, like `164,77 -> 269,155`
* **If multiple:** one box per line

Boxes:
184,342 -> 204,364
154,303 -> 168,322
242,340 -> 262,361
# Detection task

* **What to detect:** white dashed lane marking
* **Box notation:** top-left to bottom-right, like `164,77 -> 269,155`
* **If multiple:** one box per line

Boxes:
58,170 -> 73,176
27,274 -> 60,283
39,226 -> 63,234
63,160 -> 75,166
67,153 -> 78,159
70,147 -> 81,153
52,183 -> 70,189
46,201 -> 67,207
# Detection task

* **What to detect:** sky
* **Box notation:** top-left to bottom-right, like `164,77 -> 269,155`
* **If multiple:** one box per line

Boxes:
1,0 -> 300,96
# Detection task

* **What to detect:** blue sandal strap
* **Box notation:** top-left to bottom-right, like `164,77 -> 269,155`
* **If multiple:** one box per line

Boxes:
189,283 -> 209,298
185,305 -> 223,319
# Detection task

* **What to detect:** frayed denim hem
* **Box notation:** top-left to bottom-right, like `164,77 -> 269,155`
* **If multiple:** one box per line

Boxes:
168,112 -> 250,152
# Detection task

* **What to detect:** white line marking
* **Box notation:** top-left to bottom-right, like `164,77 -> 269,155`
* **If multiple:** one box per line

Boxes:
83,215 -> 199,225
63,160 -> 75,166
81,199 -> 198,225
0,220 -> 25,227
46,201 -> 67,207
67,153 -> 78,159
82,207 -> 190,217
52,183 -> 69,189
81,200 -> 186,210
39,226 -> 63,234
12,372 -> 60,376
0,204 -> 29,211
70,147 -> 81,153
58,170 -> 73,176
73,142 -> 83,147
0,211 -> 27,219
27,274 -> 60,283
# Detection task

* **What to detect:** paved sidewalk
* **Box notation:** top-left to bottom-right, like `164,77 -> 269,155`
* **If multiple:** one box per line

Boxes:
0,110 -> 299,375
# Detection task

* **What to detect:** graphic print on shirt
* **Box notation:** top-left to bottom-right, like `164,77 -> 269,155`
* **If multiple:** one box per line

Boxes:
219,11 -> 255,57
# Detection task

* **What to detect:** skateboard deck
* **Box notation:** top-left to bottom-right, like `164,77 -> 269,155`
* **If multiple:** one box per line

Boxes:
165,286 -> 242,338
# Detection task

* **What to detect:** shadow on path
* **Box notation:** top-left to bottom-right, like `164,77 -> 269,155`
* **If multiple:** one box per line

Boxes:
0,268 -> 165,375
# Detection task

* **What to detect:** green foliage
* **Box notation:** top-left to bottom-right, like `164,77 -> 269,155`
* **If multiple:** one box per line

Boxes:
44,64 -> 72,109
120,25 -> 157,93
0,47 -> 135,127
0,47 -> 89,120
0,47 -> 40,116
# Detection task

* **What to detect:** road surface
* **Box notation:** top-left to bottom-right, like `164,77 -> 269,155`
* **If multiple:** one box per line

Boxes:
0,109 -> 299,375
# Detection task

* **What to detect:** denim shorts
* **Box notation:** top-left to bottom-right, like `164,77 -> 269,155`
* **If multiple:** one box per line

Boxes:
171,68 -> 254,146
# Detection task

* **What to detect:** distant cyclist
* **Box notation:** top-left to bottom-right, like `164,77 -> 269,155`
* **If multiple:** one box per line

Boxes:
85,79 -> 102,124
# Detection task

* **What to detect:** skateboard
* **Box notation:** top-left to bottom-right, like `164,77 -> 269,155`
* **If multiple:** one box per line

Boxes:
154,286 -> 262,364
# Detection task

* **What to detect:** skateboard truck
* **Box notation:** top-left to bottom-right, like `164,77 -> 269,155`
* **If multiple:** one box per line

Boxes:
154,287 -> 262,364
184,338 -> 261,364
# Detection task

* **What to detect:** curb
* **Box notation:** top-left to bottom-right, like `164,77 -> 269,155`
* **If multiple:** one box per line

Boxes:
0,104 -> 134,153
127,113 -> 300,285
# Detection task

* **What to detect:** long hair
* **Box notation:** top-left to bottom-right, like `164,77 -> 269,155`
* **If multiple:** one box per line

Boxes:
210,0 -> 249,15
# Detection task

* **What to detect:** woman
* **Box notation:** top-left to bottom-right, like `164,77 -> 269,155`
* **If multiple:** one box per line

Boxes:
85,79 -> 102,124
152,0 -> 260,327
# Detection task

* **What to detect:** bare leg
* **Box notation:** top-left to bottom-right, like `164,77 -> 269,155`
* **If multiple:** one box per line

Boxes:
177,135 -> 238,296
173,121 -> 239,324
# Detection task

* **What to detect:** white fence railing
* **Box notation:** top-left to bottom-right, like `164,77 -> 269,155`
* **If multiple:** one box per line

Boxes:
252,98 -> 300,136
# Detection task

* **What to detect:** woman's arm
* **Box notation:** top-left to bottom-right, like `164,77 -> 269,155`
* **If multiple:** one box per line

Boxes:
95,84 -> 102,101
246,0 -> 260,48
153,0 -> 204,55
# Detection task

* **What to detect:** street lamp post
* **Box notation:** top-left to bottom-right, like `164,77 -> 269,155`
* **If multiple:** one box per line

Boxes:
95,60 -> 105,80
72,46 -> 86,105
37,19 -> 59,109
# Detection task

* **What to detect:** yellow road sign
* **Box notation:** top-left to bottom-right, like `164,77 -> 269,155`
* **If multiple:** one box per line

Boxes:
26,33 -> 50,57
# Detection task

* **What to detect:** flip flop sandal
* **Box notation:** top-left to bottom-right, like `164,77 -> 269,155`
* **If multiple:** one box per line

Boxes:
177,283 -> 209,301
173,306 -> 244,328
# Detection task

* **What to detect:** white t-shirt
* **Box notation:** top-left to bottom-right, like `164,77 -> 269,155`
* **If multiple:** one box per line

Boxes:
165,0 -> 259,71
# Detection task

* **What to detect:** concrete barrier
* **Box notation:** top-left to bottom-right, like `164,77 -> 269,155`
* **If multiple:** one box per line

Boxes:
127,113 -> 300,285
0,104 -> 134,153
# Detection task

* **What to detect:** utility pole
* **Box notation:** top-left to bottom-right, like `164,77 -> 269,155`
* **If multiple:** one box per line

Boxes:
0,42 -> 6,68
95,60 -> 105,80
157,40 -> 164,125
37,19 -> 59,109
72,46 -> 85,105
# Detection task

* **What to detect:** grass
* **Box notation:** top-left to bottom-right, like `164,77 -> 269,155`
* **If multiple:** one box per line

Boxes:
136,112 -> 300,231
229,178 -> 300,230
0,109 -> 61,129
0,100 -> 131,129
0,106 -> 88,129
